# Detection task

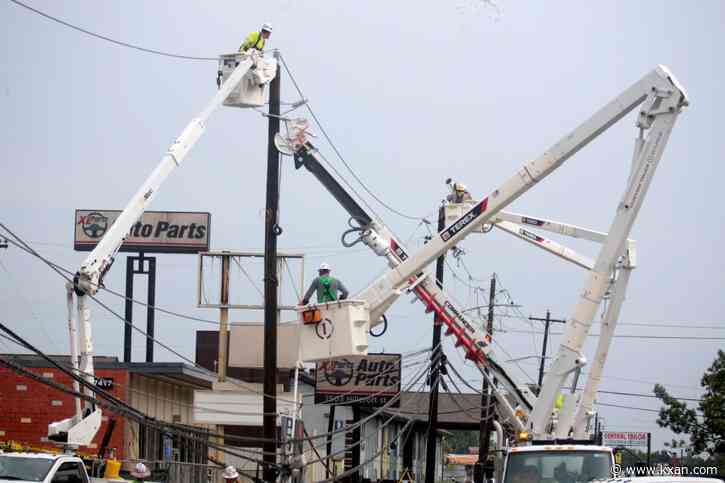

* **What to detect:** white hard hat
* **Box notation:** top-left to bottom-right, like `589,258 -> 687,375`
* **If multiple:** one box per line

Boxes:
261,22 -> 273,33
223,466 -> 240,479
131,462 -> 151,478
454,182 -> 467,192
318,262 -> 331,271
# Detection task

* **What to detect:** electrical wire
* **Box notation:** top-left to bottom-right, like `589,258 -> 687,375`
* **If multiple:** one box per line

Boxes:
0,355 -> 273,477
595,402 -> 660,414
0,323 -> 281,449
0,225 -> 302,403
278,53 -> 428,223
0,328 -> 280,456
0,331 -> 285,419
502,328 -> 725,341
7,0 -> 217,61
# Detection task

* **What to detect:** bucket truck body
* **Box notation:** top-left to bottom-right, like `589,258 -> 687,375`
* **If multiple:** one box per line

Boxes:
50,52 -> 275,448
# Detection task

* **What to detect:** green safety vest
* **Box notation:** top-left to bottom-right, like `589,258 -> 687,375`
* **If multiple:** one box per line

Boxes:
318,275 -> 337,303
239,31 -> 266,52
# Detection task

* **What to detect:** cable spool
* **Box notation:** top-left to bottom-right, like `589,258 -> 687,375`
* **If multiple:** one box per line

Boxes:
369,314 -> 388,337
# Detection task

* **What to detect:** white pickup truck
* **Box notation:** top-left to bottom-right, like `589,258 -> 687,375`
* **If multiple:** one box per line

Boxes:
0,453 -> 135,483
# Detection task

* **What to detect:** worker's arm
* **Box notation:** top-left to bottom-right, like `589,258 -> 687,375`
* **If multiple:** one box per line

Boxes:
301,278 -> 318,305
337,279 -> 349,300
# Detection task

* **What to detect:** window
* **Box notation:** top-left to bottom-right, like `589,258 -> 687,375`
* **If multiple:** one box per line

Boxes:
504,451 -> 612,483
0,455 -> 54,482
51,461 -> 87,483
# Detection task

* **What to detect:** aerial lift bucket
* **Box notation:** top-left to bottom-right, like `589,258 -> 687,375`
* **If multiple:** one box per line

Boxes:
218,53 -> 277,108
297,300 -> 370,362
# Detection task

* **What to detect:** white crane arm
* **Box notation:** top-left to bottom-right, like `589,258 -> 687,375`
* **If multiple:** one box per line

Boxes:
495,211 -> 608,244
51,52 -> 270,447
492,220 -> 595,270
282,65 -> 687,437
75,58 -> 254,295
360,67 -> 686,317
530,67 -> 688,436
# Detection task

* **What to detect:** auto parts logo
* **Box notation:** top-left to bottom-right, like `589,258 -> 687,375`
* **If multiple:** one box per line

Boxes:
321,359 -> 354,386
80,212 -> 109,238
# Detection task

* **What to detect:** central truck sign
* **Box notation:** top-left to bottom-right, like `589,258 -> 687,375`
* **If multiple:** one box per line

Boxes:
315,354 -> 401,407
602,431 -> 650,448
74,210 -> 210,253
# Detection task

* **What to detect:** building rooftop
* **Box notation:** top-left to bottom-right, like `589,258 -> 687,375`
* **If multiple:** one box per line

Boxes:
363,391 -> 485,430
0,353 -> 218,389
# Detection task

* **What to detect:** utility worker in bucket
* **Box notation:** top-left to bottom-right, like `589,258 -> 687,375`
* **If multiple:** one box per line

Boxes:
301,263 -> 349,305
239,23 -> 273,53
447,182 -> 473,204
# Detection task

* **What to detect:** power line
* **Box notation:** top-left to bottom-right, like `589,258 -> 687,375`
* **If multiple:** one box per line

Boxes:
501,328 -> 725,341
595,402 -> 660,414
278,53 -> 428,223
8,0 -> 217,61
0,355 -> 275,475
0,223 -> 443,417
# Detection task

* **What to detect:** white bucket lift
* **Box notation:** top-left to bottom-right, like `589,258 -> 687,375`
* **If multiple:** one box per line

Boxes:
444,202 -> 487,233
218,52 -> 277,108
297,300 -> 370,362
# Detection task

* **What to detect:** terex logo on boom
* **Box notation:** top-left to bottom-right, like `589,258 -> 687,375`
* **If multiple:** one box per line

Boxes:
440,198 -> 489,242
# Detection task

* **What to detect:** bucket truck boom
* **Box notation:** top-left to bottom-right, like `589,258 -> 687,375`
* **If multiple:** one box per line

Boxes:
49,52 -> 275,447
278,64 -> 688,438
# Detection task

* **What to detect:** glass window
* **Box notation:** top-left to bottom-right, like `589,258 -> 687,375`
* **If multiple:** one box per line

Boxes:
504,451 -> 612,483
0,455 -> 54,482
51,461 -> 86,483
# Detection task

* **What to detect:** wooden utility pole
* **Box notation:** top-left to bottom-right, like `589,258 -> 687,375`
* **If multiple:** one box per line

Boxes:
217,252 -> 230,381
263,55 -> 282,482
529,311 -> 566,388
424,206 -> 446,483
475,274 -> 496,483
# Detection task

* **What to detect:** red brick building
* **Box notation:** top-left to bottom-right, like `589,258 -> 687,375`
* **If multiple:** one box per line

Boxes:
0,354 -> 216,463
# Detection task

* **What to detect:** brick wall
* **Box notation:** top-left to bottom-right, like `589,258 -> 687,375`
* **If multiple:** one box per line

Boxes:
0,366 -> 128,458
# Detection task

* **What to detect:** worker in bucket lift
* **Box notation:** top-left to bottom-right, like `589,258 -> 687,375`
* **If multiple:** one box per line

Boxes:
447,182 -> 473,204
239,23 -> 272,53
301,263 -> 349,305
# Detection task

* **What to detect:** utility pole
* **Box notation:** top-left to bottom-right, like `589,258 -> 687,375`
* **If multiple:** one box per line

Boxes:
325,407 -> 335,480
529,311 -> 566,388
263,54 -> 281,483
424,206 -> 446,483
475,274 -> 495,483
217,252 -> 230,381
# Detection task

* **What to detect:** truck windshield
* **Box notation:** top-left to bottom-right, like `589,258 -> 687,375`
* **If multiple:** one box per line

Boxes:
0,456 -> 54,482
504,450 -> 612,483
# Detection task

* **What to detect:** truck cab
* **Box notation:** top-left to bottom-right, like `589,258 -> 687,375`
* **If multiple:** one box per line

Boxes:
501,445 -> 614,483
0,453 -> 89,483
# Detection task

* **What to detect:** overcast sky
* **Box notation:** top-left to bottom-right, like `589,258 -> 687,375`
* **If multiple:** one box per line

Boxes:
1,1 -> 723,451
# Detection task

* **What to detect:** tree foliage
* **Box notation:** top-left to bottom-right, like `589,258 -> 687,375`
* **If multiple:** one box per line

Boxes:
654,349 -> 725,456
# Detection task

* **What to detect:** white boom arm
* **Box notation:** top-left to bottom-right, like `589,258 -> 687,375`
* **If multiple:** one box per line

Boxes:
50,56 -> 263,447
496,211 -> 608,243
282,65 -> 687,436
529,67 -> 688,437
75,57 -> 254,294
494,219 -> 595,270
